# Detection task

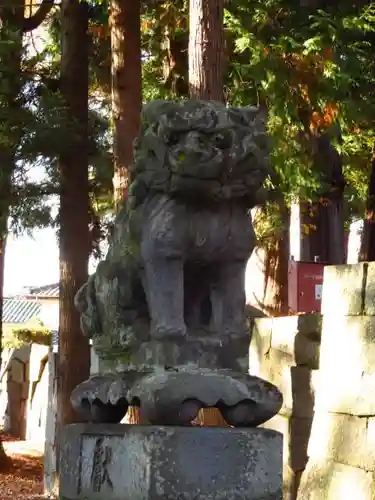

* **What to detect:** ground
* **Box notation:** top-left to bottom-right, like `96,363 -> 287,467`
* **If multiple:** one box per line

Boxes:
0,434 -> 45,500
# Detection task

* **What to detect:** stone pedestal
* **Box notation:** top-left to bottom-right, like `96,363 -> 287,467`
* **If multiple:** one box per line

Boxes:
63,100 -> 283,500
60,424 -> 283,500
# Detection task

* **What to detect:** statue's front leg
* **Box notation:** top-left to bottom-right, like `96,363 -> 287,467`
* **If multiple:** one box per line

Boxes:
210,260 -> 247,336
143,257 -> 186,339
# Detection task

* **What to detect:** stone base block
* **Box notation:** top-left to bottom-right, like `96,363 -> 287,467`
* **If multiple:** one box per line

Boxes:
60,424 -> 283,500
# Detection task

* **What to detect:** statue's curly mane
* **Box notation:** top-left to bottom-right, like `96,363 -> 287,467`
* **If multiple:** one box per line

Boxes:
75,100 -> 272,349
128,100 -> 271,208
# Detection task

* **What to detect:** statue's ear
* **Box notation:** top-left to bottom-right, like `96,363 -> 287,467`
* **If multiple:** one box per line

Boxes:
256,104 -> 268,123
242,106 -> 268,126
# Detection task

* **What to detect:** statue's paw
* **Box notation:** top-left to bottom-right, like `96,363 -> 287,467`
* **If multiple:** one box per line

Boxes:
71,374 -> 131,424
81,397 -> 128,424
152,322 -> 187,340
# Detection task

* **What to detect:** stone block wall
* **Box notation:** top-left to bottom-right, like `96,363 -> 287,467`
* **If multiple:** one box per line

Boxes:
0,345 -> 31,439
298,262 -> 375,500
251,262 -> 375,499
250,314 -> 322,499
0,344 -> 49,440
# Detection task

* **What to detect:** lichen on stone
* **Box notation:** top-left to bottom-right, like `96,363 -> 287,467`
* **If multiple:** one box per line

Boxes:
75,100 -> 272,359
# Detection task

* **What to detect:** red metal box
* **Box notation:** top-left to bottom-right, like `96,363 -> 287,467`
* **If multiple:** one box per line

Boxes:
288,260 -> 325,314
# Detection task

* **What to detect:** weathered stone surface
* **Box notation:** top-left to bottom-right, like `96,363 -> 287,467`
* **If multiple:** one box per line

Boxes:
290,367 -> 317,419
321,263 -> 366,316
283,468 -> 303,500
60,424 -> 283,500
297,460 -> 373,500
289,417 -> 313,472
271,315 -> 321,369
249,318 -> 272,374
100,332 -> 252,373
256,349 -> 294,412
312,314 -> 375,414
75,101 -> 271,358
264,414 -> 312,472
21,382 -> 29,399
69,100 -> 282,433
256,350 -> 318,418
307,411 -> 375,471
29,344 -> 49,381
313,369 -> 375,415
71,368 -> 283,427
364,261 -> 375,315
11,359 -> 25,383
44,351 -> 59,498
251,314 -> 321,373
319,315 -> 375,376
251,318 -> 273,355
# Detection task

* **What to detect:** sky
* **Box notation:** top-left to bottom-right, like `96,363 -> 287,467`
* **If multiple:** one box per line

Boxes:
3,26 -> 106,297
4,228 -> 59,295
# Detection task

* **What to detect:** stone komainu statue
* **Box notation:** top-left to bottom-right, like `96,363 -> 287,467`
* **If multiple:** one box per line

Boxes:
75,100 -> 271,355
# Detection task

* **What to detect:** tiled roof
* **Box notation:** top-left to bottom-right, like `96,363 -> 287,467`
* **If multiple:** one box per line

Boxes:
24,283 -> 59,298
3,298 -> 41,324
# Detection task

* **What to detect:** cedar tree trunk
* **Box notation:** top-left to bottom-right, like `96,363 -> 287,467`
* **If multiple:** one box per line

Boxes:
109,0 -> 142,206
58,0 -> 90,459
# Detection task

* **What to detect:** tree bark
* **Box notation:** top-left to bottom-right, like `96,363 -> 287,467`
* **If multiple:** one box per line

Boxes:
109,0 -> 143,423
0,2 -> 24,469
300,197 -> 345,264
109,0 -> 142,206
57,0 -> 90,465
162,30 -> 189,98
188,0 -> 225,102
360,155 -> 375,261
0,0 -> 54,31
262,203 -> 290,316
300,133 -> 346,265
188,0 -> 227,426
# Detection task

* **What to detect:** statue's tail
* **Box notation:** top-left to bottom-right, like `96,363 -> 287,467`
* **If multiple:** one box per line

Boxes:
74,275 -> 99,338
74,281 -> 88,313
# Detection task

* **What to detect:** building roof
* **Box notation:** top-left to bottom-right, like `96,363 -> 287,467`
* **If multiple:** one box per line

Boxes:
23,283 -> 59,298
3,298 -> 41,324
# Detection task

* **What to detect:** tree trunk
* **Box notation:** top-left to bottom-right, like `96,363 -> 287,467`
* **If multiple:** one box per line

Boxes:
0,1 -> 25,469
109,0 -> 143,424
188,0 -> 225,102
360,155 -> 375,261
262,203 -> 290,316
162,29 -> 189,98
109,0 -> 142,206
300,197 -> 345,264
300,133 -> 346,265
188,0 -> 227,426
57,0 -> 90,484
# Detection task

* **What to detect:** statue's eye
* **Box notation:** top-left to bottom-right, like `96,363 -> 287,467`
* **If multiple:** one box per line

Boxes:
168,132 -> 180,145
214,133 -> 230,149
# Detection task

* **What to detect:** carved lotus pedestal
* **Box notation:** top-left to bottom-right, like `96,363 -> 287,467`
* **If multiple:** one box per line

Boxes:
60,341 -> 284,499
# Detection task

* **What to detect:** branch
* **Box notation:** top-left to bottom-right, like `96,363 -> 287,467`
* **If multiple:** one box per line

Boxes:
23,0 -> 55,32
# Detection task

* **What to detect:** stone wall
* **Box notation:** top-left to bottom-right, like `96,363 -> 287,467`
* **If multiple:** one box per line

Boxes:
0,344 -> 49,440
250,314 -> 322,499
251,262 -> 375,499
0,345 -> 31,438
43,345 -> 100,497
298,262 -> 375,500
26,344 -> 50,441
